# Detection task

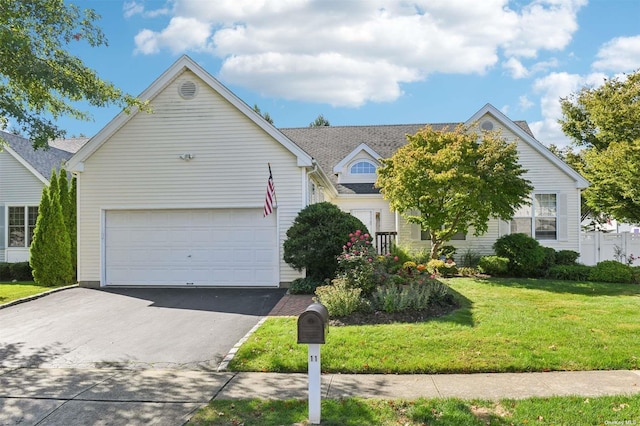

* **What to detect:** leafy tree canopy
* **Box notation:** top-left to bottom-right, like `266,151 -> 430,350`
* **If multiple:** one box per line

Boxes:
376,124 -> 533,258
309,114 -> 330,127
0,0 -> 143,149
559,70 -> 640,150
253,104 -> 274,125
559,70 -> 640,222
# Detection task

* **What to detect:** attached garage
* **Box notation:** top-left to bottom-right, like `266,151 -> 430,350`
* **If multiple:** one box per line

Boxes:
104,209 -> 278,287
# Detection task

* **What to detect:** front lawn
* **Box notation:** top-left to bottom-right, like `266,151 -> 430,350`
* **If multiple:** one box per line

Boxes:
0,281 -> 70,305
228,277 -> 640,373
188,394 -> 640,426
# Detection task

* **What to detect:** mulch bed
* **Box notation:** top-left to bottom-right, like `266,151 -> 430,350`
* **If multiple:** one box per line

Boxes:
328,299 -> 460,326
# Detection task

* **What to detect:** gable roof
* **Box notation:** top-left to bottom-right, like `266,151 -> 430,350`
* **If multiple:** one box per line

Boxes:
281,116 -> 542,195
332,143 -> 383,174
67,55 -> 313,172
466,104 -> 590,189
0,131 -> 76,183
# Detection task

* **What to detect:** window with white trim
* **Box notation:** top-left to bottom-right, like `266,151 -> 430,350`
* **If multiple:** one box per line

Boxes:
8,206 -> 38,247
511,194 -> 557,240
349,161 -> 376,175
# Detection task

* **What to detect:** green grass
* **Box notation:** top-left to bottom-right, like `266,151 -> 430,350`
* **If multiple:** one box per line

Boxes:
0,281 -> 69,305
188,394 -> 640,425
229,277 -> 640,373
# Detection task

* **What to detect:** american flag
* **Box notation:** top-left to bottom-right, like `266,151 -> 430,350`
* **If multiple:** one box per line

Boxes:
263,165 -> 276,217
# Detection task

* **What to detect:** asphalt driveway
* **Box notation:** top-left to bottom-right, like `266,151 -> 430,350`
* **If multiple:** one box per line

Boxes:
0,287 -> 286,370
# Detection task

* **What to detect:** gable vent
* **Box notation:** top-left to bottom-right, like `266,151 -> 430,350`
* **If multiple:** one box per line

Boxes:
179,80 -> 197,99
481,120 -> 494,131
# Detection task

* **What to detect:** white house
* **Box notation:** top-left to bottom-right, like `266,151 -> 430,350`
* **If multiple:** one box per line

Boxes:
66,55 -> 589,288
0,132 -> 84,263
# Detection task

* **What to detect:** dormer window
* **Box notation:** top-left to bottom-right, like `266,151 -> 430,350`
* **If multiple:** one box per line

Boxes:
350,161 -> 377,175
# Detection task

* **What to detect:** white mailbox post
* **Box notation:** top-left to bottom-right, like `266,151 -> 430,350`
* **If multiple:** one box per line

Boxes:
297,303 -> 328,425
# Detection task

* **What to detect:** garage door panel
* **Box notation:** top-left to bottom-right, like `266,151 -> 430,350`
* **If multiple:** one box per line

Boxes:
105,209 -> 277,287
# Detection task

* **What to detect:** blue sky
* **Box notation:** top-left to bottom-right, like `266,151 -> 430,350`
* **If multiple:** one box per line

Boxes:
55,0 -> 640,147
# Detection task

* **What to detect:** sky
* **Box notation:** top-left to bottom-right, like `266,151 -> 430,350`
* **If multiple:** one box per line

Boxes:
51,0 -> 640,147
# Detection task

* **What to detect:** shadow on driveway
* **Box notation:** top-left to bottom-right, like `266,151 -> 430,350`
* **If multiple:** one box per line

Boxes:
102,287 -> 287,315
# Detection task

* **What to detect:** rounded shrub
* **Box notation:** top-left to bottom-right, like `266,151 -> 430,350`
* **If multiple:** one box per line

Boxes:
548,264 -> 592,281
283,202 -> 367,281
288,277 -> 325,295
538,246 -> 557,277
555,250 -> 580,265
493,233 -> 546,277
589,260 -> 635,284
477,255 -> 509,276
9,262 -> 33,281
0,263 -> 11,281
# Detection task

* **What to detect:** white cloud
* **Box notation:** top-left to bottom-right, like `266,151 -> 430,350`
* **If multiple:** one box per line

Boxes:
123,1 -> 171,19
501,0 -> 586,58
220,52 -> 420,107
134,17 -> 212,55
123,1 -> 144,18
503,58 -> 529,78
592,35 -> 640,72
132,0 -> 586,106
529,71 -> 606,146
519,95 -> 534,110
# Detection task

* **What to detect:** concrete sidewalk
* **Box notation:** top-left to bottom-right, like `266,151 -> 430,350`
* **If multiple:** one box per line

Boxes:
2,368 -> 639,425
216,370 -> 640,401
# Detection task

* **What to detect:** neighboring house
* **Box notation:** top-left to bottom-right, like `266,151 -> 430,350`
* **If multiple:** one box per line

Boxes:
0,132 -> 86,263
66,55 -> 589,289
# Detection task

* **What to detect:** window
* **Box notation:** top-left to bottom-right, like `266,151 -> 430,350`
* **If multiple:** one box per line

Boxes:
8,206 -> 38,247
511,194 -> 557,240
350,161 -> 376,174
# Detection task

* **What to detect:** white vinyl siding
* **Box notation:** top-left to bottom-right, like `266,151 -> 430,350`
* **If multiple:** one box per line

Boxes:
76,70 -> 304,285
0,149 -> 46,262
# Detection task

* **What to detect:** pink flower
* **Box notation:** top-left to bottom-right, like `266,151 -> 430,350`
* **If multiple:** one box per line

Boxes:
360,235 -> 365,240
367,257 -> 373,262
346,242 -> 352,247
355,230 -> 362,235
365,241 -> 371,244
430,274 -> 436,279
393,256 -> 399,261
351,237 -> 356,242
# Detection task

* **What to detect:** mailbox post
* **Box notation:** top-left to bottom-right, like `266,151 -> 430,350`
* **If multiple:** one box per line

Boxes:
297,302 -> 328,425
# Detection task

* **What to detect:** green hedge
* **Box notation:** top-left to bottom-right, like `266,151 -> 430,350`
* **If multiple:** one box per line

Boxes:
0,262 -> 34,281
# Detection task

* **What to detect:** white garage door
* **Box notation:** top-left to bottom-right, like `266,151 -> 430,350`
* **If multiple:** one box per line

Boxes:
105,209 -> 278,287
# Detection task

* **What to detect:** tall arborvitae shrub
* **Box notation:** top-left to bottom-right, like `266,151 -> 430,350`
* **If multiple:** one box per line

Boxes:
68,175 -> 77,279
30,170 -> 74,286
58,169 -> 77,279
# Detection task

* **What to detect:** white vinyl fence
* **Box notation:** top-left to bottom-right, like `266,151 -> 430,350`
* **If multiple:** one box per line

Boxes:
580,231 -> 640,266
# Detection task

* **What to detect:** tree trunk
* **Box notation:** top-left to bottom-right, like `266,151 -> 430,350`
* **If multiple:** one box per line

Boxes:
430,234 -> 440,259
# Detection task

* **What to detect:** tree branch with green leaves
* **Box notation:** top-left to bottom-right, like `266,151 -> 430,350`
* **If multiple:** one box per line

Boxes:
0,0 -> 145,149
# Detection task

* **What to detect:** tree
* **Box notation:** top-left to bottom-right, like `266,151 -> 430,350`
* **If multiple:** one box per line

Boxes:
560,71 -> 640,150
309,114 -> 330,127
559,70 -> 640,222
68,175 -> 77,277
30,169 -> 74,285
376,125 -> 533,259
283,202 -> 367,281
58,169 -> 77,277
0,0 -> 143,149
252,104 -> 274,125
